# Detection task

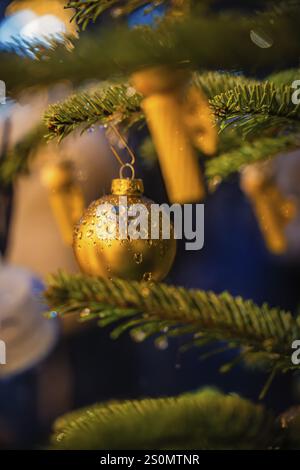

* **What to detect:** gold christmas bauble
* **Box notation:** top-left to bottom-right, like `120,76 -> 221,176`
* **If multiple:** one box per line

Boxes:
73,178 -> 177,281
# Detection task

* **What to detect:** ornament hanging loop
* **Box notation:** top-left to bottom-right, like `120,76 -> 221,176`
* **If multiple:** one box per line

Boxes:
119,163 -> 135,180
109,124 -> 136,180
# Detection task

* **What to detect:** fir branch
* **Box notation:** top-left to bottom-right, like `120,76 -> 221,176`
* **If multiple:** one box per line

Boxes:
44,84 -> 142,141
65,0 -> 299,31
45,271 -> 300,376
205,134 -> 300,182
0,124 -> 46,186
43,75 -> 300,184
211,83 -> 300,136
194,72 -> 257,100
3,6 -> 300,95
43,73 -> 256,141
52,388 -> 277,449
268,69 -> 300,87
44,73 -> 300,142
66,0 -> 166,29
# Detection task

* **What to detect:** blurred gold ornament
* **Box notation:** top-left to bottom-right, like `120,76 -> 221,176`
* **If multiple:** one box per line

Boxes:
168,0 -> 191,17
42,161 -> 85,245
240,163 -> 297,254
131,66 -> 217,203
73,178 -> 177,281
182,85 -> 218,156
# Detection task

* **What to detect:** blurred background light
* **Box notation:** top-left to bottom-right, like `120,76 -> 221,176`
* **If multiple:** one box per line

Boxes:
0,0 -> 75,45
0,9 -> 36,42
20,14 -> 67,40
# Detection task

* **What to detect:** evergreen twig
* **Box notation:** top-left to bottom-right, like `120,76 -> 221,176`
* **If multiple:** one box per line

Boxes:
41,73 -> 264,141
211,83 -> 300,136
205,135 -> 300,182
0,124 -> 46,186
45,271 -> 300,377
3,5 -> 300,94
51,388 -> 277,449
66,0 -> 166,29
45,84 -> 142,141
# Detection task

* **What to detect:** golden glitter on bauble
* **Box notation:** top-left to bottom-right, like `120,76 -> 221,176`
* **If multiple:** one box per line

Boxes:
73,178 -> 177,281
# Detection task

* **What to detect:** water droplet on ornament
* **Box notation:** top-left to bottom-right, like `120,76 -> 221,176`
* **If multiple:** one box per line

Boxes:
143,272 -> 152,282
107,224 -> 116,234
87,229 -> 94,238
155,337 -> 169,350
134,252 -> 143,264
80,308 -> 90,318
131,330 -> 146,342
107,212 -> 116,221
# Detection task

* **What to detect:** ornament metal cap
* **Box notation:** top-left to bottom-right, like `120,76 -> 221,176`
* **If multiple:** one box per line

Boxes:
111,178 -> 144,196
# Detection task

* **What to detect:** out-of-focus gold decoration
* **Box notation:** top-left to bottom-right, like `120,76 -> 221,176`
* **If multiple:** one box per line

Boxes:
7,0 -> 77,36
131,66 -> 217,203
240,163 -> 297,254
168,0 -> 191,18
42,161 -> 85,245
183,86 -> 218,156
73,177 -> 177,281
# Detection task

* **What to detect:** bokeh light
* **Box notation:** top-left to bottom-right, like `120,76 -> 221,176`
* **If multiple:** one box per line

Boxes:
0,0 -> 75,45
